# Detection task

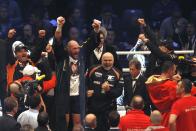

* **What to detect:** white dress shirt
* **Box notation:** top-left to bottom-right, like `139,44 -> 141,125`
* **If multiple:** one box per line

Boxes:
132,73 -> 141,93
69,56 -> 80,96
94,46 -> 103,60
17,108 -> 39,129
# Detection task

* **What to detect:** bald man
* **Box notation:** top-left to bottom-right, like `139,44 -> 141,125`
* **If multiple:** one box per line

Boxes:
84,114 -> 97,131
145,110 -> 169,131
86,52 -> 123,131
119,96 -> 150,131
47,17 -> 101,131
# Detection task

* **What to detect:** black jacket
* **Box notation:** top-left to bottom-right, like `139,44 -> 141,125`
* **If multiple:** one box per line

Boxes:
86,66 -> 123,113
0,114 -> 21,131
123,74 -> 151,115
144,26 -> 177,77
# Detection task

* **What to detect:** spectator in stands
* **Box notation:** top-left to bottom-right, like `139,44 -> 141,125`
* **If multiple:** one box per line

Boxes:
169,79 -> 196,131
119,95 -> 150,131
84,114 -> 97,131
108,111 -> 120,131
35,112 -> 50,131
17,95 -> 41,129
98,5 -> 119,32
86,52 -> 123,131
160,6 -> 188,49
106,29 -> 118,49
151,0 -> 179,29
17,24 -> 36,50
145,110 -> 169,131
124,59 -> 151,115
0,4 -> 12,38
145,61 -> 180,127
20,124 -> 34,131
185,23 -> 196,51
0,97 -> 21,131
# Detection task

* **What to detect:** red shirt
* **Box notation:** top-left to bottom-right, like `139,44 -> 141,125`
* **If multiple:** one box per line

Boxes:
171,96 -> 196,131
119,109 -> 150,131
147,79 -> 178,126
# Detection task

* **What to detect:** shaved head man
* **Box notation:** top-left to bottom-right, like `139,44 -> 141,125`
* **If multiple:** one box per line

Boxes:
101,52 -> 114,70
84,114 -> 97,130
150,110 -> 162,124
67,40 -> 80,59
145,110 -> 168,130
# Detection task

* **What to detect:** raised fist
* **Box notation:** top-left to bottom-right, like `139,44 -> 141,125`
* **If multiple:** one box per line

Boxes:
137,18 -> 146,26
38,30 -> 46,38
92,19 -> 101,32
8,29 -> 16,39
57,16 -> 65,26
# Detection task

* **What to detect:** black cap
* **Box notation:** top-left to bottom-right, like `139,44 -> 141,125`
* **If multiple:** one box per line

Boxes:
15,44 -> 28,53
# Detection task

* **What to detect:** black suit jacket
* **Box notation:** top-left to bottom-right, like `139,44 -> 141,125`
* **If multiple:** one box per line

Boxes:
0,114 -> 21,131
123,74 -> 151,115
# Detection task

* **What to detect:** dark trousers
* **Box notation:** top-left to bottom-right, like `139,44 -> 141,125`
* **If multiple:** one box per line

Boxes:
42,93 -> 56,130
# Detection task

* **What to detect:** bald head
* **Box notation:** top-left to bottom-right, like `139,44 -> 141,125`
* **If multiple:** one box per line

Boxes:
131,95 -> 144,110
67,40 -> 80,59
84,114 -> 97,129
101,52 -> 114,70
150,110 -> 162,124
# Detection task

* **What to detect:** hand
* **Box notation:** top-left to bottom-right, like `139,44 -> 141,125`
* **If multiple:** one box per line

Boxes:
172,74 -> 181,81
38,30 -> 46,38
138,34 -> 145,40
138,34 -> 149,43
46,44 -> 53,53
8,29 -> 16,38
57,16 -> 65,27
87,90 -> 94,97
92,19 -> 101,32
101,81 -> 110,92
137,18 -> 146,26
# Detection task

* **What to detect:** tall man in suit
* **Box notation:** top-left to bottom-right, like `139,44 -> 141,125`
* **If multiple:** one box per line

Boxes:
0,97 -> 21,131
46,16 -> 101,131
124,59 -> 151,115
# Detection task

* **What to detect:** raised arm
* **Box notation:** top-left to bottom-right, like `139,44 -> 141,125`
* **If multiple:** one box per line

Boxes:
46,16 -> 67,63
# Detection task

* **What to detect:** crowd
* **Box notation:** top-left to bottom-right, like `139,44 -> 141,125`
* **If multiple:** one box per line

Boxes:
0,0 -> 196,131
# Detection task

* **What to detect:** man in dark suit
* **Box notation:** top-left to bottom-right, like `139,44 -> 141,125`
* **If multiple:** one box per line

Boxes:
86,27 -> 121,71
35,112 -> 50,131
46,17 -> 100,131
0,97 -> 21,131
124,59 -> 151,115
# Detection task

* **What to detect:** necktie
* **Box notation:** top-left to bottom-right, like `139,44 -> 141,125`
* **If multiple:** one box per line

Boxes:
71,62 -> 78,74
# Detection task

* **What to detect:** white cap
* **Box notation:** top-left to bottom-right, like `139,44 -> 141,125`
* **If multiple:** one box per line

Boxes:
22,65 -> 40,76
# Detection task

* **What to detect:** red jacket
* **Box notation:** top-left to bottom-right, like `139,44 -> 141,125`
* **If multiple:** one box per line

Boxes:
119,109 -> 150,131
145,75 -> 178,127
